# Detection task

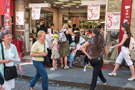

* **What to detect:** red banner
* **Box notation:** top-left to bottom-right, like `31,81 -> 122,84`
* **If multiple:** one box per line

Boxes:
4,0 -> 10,31
118,0 -> 132,53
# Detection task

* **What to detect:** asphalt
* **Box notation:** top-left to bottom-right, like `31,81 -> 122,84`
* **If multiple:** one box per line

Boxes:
17,62 -> 135,90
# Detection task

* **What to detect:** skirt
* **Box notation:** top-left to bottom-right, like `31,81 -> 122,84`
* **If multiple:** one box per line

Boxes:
51,50 -> 60,59
59,41 -> 70,57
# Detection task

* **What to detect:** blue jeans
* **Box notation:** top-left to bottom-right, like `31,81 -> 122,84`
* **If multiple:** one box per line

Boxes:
30,60 -> 48,90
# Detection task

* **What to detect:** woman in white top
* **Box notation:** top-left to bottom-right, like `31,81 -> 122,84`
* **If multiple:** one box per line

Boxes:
0,30 -> 22,90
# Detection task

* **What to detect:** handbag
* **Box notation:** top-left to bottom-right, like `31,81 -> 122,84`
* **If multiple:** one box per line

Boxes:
43,43 -> 50,64
1,44 -> 17,81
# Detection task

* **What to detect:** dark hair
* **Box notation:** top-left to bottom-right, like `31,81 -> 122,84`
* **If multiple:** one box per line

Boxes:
40,19 -> 44,22
74,32 -> 80,44
0,27 -> 1,29
92,28 -> 104,51
121,23 -> 132,37
68,24 -> 71,28
73,24 -> 76,27
50,23 -> 54,26
98,25 -> 102,29
2,26 -> 5,27
90,25 -> 92,28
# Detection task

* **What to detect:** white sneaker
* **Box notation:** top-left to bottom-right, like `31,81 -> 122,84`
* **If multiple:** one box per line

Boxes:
50,67 -> 55,71
64,66 -> 69,70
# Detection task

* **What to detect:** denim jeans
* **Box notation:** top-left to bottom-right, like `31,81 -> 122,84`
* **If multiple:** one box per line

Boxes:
89,58 -> 106,90
30,60 -> 48,90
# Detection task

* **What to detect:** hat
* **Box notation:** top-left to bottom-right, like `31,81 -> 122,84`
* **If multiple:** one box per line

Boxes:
53,34 -> 59,39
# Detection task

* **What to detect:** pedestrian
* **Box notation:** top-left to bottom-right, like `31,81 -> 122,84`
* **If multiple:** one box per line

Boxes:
50,34 -> 60,71
0,30 -> 22,90
48,24 -> 54,35
29,30 -> 48,90
79,28 -> 108,90
36,19 -> 45,37
59,23 -> 75,69
45,31 -> 53,66
108,23 -> 135,81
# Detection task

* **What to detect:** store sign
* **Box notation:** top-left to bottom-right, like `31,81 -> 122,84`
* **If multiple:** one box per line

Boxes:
32,7 -> 41,20
4,0 -> 10,30
118,0 -> 132,53
16,12 -> 24,25
87,4 -> 100,20
107,12 -> 121,30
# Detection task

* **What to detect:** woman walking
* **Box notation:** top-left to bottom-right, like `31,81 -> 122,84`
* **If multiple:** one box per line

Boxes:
59,24 -> 75,69
29,30 -> 48,90
108,23 -> 135,81
79,28 -> 108,90
0,30 -> 22,90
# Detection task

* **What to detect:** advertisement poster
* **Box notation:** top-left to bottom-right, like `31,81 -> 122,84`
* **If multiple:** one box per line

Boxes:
87,4 -> 100,20
16,12 -> 24,25
4,0 -> 10,30
32,7 -> 41,20
107,12 -> 121,30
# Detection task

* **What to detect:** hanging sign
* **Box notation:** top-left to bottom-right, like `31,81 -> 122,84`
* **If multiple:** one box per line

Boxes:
107,12 -> 121,30
4,0 -> 10,30
87,4 -> 100,20
16,12 -> 24,25
32,7 -> 41,20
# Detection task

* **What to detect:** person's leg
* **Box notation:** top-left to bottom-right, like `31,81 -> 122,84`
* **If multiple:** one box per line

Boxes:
111,51 -> 123,74
33,61 -> 48,90
129,65 -> 135,78
47,48 -> 52,66
64,56 -> 68,67
54,59 -> 57,69
99,69 -> 106,83
60,57 -> 63,67
30,61 -> 40,87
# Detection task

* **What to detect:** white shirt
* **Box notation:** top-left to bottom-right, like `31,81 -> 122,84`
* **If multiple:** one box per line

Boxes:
45,34 -> 53,49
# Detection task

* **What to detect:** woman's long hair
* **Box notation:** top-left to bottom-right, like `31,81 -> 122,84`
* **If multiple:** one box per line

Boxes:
92,28 -> 104,51
74,32 -> 80,44
122,23 -> 132,37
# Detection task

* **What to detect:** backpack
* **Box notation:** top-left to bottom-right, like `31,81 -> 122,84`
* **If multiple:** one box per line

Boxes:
58,29 -> 67,43
129,36 -> 135,52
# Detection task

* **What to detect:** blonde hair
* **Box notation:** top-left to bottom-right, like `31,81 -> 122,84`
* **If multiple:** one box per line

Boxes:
37,30 -> 45,36
62,23 -> 69,29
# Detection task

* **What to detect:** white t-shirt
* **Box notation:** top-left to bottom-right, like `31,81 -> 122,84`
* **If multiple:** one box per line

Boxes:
45,34 -> 53,49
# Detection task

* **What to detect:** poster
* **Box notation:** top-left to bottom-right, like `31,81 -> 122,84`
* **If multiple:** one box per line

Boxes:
107,12 -> 121,30
16,12 -> 24,25
32,7 -> 41,20
4,0 -> 10,30
87,4 -> 100,20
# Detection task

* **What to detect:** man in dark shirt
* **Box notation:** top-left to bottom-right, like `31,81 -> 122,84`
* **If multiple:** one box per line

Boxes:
72,24 -> 79,32
36,19 -> 45,37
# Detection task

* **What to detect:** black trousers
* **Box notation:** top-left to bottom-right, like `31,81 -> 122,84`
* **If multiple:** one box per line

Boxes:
47,48 -> 52,66
88,58 -> 106,90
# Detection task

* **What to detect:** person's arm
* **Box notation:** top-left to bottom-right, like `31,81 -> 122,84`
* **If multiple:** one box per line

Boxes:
103,45 -> 108,55
66,30 -> 76,36
17,64 -> 22,75
51,43 -> 54,48
80,42 -> 92,59
111,34 -> 128,49
30,51 -> 47,57
0,60 -> 11,63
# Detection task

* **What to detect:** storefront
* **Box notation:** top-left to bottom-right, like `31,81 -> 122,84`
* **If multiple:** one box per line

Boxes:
0,0 -> 135,61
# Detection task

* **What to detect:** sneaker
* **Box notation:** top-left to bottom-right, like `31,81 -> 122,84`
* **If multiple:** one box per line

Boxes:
61,66 -> 64,69
50,67 -> 55,71
64,66 -> 69,70
128,76 -> 135,81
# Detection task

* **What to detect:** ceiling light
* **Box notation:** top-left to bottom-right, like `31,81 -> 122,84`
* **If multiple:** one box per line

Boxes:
76,6 -> 79,8
72,1 -> 81,3
61,7 -> 64,8
54,2 -> 64,4
54,4 -> 56,6
58,0 -> 68,2
63,5 -> 71,7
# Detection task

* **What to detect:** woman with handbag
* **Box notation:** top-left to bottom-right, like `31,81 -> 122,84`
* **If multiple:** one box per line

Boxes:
0,30 -> 22,90
79,28 -> 108,90
29,30 -> 48,90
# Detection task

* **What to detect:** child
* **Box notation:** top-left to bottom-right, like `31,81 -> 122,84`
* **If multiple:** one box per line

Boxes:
50,34 -> 60,71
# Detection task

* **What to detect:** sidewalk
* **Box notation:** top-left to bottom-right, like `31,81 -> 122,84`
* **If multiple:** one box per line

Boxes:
18,63 -> 135,90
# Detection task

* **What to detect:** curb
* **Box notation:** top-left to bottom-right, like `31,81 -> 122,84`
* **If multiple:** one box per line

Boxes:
17,75 -> 135,90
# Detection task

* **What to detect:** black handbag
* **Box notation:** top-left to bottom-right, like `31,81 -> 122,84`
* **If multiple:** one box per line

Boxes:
1,44 -> 17,81
43,43 -> 50,64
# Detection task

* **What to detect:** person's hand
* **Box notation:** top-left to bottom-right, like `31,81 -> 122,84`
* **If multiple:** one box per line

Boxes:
110,46 -> 114,49
5,60 -> 12,63
87,55 -> 92,60
19,66 -> 22,75
42,52 -> 48,56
